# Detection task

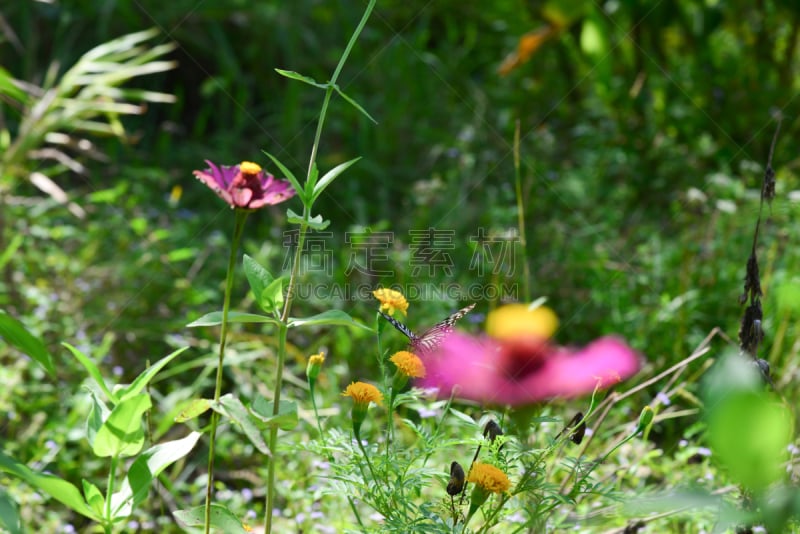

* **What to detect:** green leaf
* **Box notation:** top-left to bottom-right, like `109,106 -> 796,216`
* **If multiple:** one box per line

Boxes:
286,208 -> 330,230
93,394 -> 152,458
243,255 -> 274,313
86,389 -> 111,450
306,162 -> 320,196
311,157 -> 362,203
0,451 -> 99,520
174,398 -> 212,422
250,397 -> 299,431
274,68 -> 327,89
0,311 -> 55,376
111,432 -> 201,518
288,310 -> 374,332
0,66 -> 27,103
448,408 -> 478,427
707,391 -> 793,490
0,234 -> 23,270
332,85 -> 377,124
261,277 -> 285,316
174,504 -> 250,533
0,489 -> 23,534
82,479 -> 105,517
116,347 -> 188,402
212,394 -> 271,455
262,151 -> 306,207
187,311 -> 280,328
63,343 -> 117,403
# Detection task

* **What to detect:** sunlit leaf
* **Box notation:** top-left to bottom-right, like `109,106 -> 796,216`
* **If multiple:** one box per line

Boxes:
111,432 -> 202,518
92,394 -> 152,458
82,479 -> 104,517
174,398 -> 212,422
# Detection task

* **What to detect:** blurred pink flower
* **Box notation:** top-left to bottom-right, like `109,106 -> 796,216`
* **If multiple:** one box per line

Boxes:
193,160 -> 295,209
417,304 -> 640,405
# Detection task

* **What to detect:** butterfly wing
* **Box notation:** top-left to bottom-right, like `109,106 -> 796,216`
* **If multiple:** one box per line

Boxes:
379,312 -> 418,342
412,303 -> 476,355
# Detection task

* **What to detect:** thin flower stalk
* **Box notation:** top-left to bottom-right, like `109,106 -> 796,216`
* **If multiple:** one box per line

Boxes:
204,208 -> 249,534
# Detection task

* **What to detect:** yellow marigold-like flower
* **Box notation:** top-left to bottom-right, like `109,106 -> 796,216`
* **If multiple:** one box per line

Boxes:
467,462 -> 511,494
390,351 -> 426,378
309,352 -> 325,366
372,288 -> 409,316
342,381 -> 383,405
485,303 -> 558,341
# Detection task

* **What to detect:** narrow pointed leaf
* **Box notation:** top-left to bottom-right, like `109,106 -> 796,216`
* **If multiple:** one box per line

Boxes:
262,151 -> 306,206
63,343 -> 117,403
117,347 -> 188,401
274,69 -> 327,89
288,310 -> 373,332
333,85 -> 377,124
0,311 -> 55,376
82,480 -> 105,516
187,311 -> 280,328
0,489 -> 23,534
312,157 -> 362,203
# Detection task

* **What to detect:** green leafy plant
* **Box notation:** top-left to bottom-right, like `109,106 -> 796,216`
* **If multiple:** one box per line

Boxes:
0,325 -> 198,533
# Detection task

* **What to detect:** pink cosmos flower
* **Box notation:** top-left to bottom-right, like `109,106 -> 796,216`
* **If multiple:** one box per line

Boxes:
193,160 -> 295,209
417,304 -> 640,405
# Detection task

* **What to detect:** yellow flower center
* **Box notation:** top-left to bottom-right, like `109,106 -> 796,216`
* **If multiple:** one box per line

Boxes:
373,288 -> 409,316
239,161 -> 262,174
467,462 -> 511,493
309,352 -> 325,366
390,351 -> 426,378
486,303 -> 558,340
342,381 -> 383,405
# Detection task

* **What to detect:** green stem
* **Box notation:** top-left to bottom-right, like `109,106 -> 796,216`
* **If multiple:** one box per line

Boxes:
264,4 -> 376,531
104,454 -> 119,531
512,120 -> 531,303
308,381 -> 327,447
204,209 -> 249,534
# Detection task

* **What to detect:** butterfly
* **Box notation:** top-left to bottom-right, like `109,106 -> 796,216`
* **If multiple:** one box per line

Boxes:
380,303 -> 475,355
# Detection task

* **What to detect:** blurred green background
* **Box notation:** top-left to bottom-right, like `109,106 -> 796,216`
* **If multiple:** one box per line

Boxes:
2,0 -> 800,530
